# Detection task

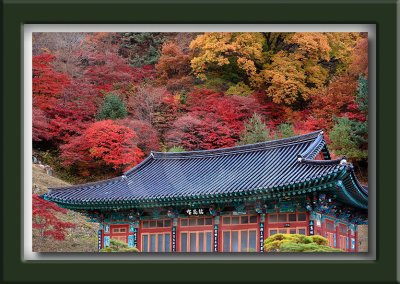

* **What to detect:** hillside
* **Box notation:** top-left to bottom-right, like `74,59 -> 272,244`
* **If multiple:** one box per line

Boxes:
32,32 -> 369,183
32,164 -> 98,252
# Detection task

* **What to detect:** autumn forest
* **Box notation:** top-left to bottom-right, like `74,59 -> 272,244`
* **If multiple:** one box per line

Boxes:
32,32 -> 368,185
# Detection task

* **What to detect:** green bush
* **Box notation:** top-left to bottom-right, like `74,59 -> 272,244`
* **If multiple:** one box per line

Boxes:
264,234 -> 342,252
168,146 -> 186,153
100,239 -> 140,253
226,82 -> 253,97
237,113 -> 271,145
97,93 -> 128,120
195,77 -> 230,92
309,235 -> 328,246
277,123 -> 295,139
329,116 -> 368,162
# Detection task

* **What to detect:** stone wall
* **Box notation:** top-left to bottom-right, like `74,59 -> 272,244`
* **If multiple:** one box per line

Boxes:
358,224 -> 368,252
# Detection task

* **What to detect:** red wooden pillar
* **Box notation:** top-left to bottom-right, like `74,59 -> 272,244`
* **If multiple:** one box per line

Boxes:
347,228 -> 351,252
335,222 -> 340,249
312,213 -> 322,236
355,226 -> 359,252
321,217 -> 326,238
137,221 -> 142,251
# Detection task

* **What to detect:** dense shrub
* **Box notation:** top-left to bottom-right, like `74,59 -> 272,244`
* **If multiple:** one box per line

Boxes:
97,94 -> 128,120
264,234 -> 342,252
100,239 -> 140,252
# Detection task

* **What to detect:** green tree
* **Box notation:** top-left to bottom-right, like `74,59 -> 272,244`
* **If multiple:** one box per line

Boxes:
119,32 -> 165,67
264,234 -> 342,252
329,116 -> 368,161
353,75 -> 368,157
237,113 -> 270,145
356,75 -> 368,114
329,75 -> 368,178
100,239 -> 140,252
168,146 -> 186,153
226,82 -> 253,97
277,123 -> 295,138
97,94 -> 128,120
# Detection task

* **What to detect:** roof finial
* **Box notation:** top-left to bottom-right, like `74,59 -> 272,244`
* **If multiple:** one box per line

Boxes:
340,159 -> 347,166
319,130 -> 324,135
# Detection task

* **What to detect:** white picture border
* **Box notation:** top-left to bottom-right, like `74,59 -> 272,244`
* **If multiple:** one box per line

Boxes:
24,24 -> 376,261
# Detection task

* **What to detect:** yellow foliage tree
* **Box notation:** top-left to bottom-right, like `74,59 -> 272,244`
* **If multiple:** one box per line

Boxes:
254,51 -> 309,104
326,32 -> 361,71
255,32 -> 359,104
190,32 -> 361,105
189,32 -> 266,80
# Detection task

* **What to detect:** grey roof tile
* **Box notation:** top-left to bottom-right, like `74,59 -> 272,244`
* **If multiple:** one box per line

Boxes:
44,130 -> 368,209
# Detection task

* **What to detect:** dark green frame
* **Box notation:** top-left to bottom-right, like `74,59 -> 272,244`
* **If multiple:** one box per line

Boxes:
1,0 -> 397,283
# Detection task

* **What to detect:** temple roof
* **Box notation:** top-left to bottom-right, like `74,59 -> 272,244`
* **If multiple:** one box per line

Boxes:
44,130 -> 368,210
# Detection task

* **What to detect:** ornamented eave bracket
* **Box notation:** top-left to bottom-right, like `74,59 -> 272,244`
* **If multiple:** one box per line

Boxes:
307,191 -> 368,225
50,169 -> 346,211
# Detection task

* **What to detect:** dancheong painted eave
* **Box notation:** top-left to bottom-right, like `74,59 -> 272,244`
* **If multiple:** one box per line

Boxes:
43,130 -> 368,210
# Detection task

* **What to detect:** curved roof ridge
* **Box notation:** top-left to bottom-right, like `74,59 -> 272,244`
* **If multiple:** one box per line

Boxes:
152,130 -> 323,159
299,157 -> 344,166
124,154 -> 155,176
48,176 -> 123,192
297,131 -> 325,159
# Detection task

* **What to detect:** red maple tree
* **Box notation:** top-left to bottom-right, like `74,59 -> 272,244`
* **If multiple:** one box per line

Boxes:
47,78 -> 99,143
116,119 -> 160,155
79,33 -> 155,93
166,114 -> 237,150
61,120 -> 144,175
32,107 -> 50,142
166,89 -> 261,150
32,194 -> 75,240
32,53 -> 70,111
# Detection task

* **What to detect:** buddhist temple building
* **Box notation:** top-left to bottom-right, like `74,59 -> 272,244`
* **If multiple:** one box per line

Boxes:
43,130 -> 368,252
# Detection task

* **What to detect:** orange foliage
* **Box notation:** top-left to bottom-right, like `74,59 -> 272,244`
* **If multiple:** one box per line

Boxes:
309,75 -> 358,130
156,41 -> 193,92
349,37 -> 368,77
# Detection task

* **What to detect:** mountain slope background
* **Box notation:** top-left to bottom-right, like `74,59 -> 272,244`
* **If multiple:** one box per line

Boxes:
32,164 -> 98,252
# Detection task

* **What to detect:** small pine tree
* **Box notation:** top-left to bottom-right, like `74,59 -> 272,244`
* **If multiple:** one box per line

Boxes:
329,116 -> 368,161
120,32 -> 165,67
226,82 -> 253,97
168,146 -> 186,153
356,75 -> 368,114
100,239 -> 140,252
237,113 -> 270,145
277,123 -> 295,138
97,94 -> 128,120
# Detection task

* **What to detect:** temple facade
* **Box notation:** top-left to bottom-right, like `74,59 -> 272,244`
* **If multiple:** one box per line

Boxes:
43,130 -> 368,252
